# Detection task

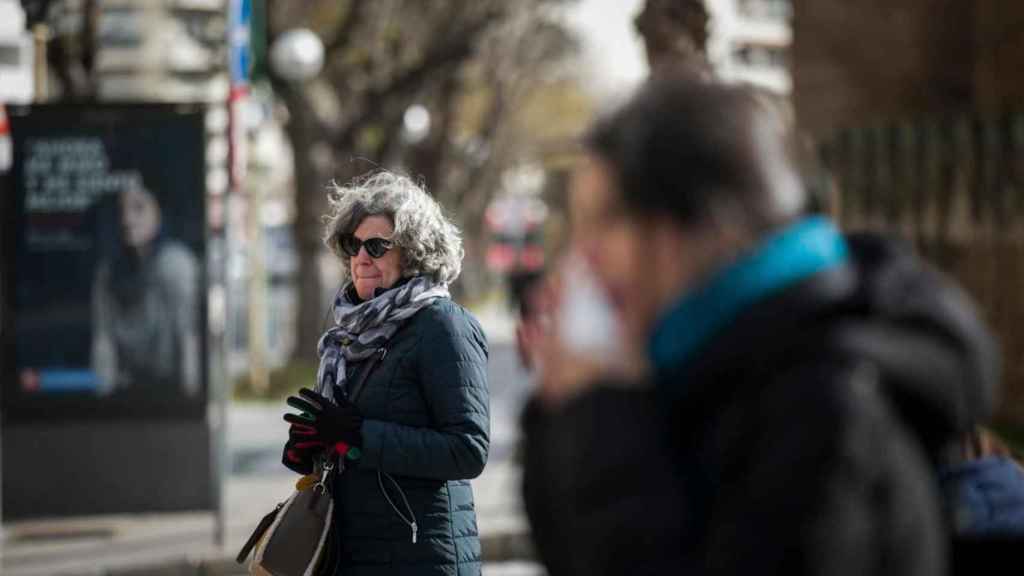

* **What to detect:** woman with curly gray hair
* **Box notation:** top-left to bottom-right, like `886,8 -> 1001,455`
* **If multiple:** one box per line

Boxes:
280,171 -> 490,576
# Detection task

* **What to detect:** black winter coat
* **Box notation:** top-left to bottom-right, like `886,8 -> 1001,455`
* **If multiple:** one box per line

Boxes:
334,298 -> 490,576
522,234 -> 999,576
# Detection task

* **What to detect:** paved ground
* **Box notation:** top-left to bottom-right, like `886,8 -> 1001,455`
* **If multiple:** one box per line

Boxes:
1,304 -> 543,575
2,461 -> 533,576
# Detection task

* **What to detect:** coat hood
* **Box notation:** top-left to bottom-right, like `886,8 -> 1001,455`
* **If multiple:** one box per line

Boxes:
654,231 -> 1000,462
835,234 -> 1000,455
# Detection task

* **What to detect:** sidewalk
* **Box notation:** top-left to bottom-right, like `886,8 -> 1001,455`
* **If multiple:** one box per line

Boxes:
469,294 -> 517,346
2,461 -> 534,576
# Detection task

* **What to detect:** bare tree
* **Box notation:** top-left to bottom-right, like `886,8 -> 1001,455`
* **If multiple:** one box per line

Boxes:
269,0 -> 579,362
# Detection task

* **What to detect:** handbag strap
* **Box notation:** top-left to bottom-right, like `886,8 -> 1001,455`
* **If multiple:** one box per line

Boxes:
236,501 -> 284,564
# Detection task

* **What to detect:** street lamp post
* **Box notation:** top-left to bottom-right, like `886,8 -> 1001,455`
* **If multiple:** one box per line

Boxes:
244,27 -> 323,396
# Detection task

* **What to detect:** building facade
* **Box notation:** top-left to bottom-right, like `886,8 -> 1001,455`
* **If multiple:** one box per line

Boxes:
705,0 -> 792,94
0,0 -> 33,105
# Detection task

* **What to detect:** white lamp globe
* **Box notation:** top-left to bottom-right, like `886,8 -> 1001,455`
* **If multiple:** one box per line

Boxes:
270,29 -> 325,83
402,104 -> 432,144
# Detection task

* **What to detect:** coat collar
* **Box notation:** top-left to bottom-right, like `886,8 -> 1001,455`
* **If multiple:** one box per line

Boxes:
648,216 -> 850,376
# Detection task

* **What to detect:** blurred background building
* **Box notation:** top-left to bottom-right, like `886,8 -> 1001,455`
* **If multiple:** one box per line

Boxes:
0,0 -> 33,172
706,0 -> 792,94
92,0 -> 229,102
0,1 -> 33,104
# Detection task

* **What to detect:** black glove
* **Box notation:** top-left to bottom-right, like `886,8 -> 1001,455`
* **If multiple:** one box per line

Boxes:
284,387 -> 364,449
281,436 -> 324,475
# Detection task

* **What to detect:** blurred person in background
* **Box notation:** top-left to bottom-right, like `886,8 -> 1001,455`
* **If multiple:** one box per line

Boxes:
91,181 -> 200,397
941,426 -> 1024,535
281,171 -> 490,576
520,70 -> 1000,575
511,269 -> 546,370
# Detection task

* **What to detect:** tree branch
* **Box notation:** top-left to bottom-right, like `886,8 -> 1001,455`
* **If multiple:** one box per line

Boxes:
442,70 -> 508,208
332,6 -> 501,152
322,0 -> 367,62
375,104 -> 414,164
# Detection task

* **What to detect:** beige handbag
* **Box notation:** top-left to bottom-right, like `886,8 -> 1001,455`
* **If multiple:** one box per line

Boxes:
239,349 -> 384,575
238,462 -> 336,576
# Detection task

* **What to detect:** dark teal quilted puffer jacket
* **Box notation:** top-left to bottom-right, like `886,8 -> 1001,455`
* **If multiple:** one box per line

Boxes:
332,298 -> 490,576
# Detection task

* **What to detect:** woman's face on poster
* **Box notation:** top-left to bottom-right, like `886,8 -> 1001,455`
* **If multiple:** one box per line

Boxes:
120,186 -> 162,248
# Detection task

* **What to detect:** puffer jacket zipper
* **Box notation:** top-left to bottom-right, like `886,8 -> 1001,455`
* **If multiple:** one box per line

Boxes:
378,471 -> 419,543
364,344 -> 419,544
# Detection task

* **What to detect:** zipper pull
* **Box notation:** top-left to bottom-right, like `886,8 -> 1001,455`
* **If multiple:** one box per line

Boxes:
379,347 -> 388,361
411,522 -> 418,544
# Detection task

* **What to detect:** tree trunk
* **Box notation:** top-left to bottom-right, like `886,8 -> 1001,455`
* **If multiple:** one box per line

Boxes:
286,89 -> 331,363
409,72 -> 459,192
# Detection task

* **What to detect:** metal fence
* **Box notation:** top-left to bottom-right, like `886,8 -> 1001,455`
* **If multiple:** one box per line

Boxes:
821,113 -> 1024,420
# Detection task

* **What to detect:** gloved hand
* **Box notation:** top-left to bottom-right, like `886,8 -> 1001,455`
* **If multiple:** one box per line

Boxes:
284,388 -> 364,451
281,436 -> 324,475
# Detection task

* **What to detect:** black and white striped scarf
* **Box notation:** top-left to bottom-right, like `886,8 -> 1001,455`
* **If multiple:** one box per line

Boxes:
315,276 -> 449,404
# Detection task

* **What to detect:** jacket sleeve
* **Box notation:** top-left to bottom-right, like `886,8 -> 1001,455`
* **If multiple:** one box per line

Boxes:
521,386 -> 691,576
359,310 -> 490,480
703,361 -> 946,576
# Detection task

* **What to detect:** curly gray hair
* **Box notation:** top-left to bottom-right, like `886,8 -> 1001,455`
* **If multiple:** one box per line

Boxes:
323,170 -> 464,285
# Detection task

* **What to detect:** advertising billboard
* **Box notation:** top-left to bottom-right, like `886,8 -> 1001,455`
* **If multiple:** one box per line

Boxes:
3,103 -> 208,421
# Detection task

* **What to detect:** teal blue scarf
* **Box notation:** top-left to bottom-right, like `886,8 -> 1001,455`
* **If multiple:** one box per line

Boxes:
648,216 -> 849,374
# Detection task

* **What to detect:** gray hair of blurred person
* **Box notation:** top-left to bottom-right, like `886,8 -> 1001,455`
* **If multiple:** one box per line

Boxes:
585,71 -> 806,236
323,170 -> 464,285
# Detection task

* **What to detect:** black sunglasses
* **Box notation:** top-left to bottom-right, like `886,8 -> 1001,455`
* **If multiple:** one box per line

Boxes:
339,235 -> 394,259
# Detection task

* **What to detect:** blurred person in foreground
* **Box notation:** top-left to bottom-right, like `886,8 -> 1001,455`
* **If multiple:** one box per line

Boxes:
281,171 -> 490,576
519,70 -> 1000,575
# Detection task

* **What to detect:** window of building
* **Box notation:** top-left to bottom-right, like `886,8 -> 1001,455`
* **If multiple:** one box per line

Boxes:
737,0 -> 792,21
732,42 -> 789,70
98,9 -> 144,47
0,44 -> 21,67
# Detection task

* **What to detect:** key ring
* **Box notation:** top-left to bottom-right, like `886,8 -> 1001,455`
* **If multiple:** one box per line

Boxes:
314,456 -> 335,494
